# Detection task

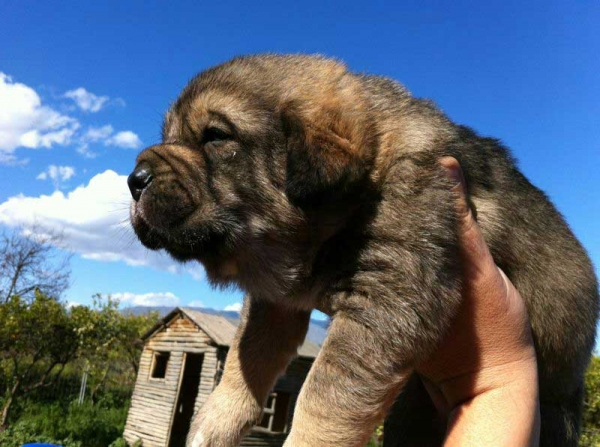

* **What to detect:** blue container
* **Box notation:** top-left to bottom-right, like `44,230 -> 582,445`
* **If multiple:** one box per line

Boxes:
22,444 -> 62,447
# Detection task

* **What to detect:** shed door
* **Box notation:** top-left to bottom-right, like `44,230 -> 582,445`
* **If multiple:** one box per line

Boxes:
169,353 -> 204,447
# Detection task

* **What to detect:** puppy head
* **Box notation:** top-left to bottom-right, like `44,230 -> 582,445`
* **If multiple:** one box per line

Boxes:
129,55 -> 377,276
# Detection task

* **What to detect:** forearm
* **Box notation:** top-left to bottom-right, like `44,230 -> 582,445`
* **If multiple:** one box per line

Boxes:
188,298 -> 310,447
285,317 -> 412,446
221,298 -> 311,391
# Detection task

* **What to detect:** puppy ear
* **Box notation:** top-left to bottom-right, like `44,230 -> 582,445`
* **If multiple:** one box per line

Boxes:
283,103 -> 375,206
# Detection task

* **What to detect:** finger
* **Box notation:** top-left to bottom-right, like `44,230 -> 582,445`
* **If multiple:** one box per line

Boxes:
439,156 -> 471,225
439,157 -> 495,275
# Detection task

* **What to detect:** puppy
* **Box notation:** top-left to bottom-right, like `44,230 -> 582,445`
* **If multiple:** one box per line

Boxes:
128,54 -> 598,446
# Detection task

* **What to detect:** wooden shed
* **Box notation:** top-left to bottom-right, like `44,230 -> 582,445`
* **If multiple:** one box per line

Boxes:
123,307 -> 320,447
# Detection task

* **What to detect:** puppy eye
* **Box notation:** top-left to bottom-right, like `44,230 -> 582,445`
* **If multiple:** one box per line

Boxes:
203,127 -> 230,145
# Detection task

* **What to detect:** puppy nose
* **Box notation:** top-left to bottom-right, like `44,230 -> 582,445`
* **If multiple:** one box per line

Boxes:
128,162 -> 153,201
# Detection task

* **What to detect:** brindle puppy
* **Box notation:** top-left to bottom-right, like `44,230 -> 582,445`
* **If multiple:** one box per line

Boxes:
128,55 -> 598,446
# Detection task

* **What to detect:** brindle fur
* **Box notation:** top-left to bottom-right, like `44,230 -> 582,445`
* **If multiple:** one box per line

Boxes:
129,54 -> 598,446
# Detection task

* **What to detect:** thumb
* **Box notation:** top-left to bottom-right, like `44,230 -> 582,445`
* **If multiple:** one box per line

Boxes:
439,156 -> 474,233
439,157 -> 494,273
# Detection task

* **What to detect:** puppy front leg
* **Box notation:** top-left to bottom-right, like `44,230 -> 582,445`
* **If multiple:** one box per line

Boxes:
188,297 -> 310,447
284,315 -> 413,447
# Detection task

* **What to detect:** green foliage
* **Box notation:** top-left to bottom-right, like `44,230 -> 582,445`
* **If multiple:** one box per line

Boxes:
109,437 -> 142,447
70,295 -> 158,389
0,289 -> 597,446
366,424 -> 383,446
0,291 -> 159,427
581,356 -> 600,446
70,295 -> 131,402
109,437 -> 129,447
0,291 -> 78,363
0,292 -> 80,427
0,398 -> 129,447
116,308 -> 159,375
73,296 -> 158,405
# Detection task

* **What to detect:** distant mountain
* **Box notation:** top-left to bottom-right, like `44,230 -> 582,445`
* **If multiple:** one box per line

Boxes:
122,305 -> 329,346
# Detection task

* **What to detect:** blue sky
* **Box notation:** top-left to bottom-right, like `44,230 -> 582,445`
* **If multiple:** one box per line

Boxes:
0,1 -> 598,332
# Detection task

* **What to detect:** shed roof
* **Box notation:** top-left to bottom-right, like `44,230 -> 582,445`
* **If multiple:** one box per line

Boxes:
143,307 -> 321,359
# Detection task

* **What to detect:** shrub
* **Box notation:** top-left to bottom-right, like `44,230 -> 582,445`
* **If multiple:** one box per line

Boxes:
581,356 -> 600,446
0,399 -> 129,447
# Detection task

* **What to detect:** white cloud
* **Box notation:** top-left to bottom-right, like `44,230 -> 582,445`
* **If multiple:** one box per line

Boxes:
20,125 -> 79,149
83,125 -> 114,142
76,146 -> 96,158
77,125 -> 114,158
78,126 -> 141,156
64,87 -> 109,113
113,292 -> 180,307
224,302 -> 243,312
105,131 -> 142,149
0,72 -> 79,161
0,73 -> 140,163
188,300 -> 205,308
0,169 -> 205,279
37,165 -> 76,189
0,152 -> 28,166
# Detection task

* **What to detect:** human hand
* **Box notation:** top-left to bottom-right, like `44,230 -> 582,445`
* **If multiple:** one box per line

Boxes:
417,157 -> 540,446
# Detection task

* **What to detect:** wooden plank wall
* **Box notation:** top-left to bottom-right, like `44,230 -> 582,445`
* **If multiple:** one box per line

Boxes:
241,432 -> 288,446
124,315 -> 315,447
123,315 -> 217,446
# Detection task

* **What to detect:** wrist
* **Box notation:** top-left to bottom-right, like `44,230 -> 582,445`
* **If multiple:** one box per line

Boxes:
443,358 -> 540,446
438,355 -> 538,409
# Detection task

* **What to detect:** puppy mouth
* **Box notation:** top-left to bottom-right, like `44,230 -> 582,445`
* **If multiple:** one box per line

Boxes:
130,199 -> 237,262
128,169 -> 201,247
129,203 -> 166,251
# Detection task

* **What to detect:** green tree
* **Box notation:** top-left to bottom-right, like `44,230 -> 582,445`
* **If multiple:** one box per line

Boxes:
70,295 -> 158,402
0,291 -> 79,428
0,291 -> 158,430
581,355 -> 600,446
70,295 -> 123,402
116,309 -> 159,375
